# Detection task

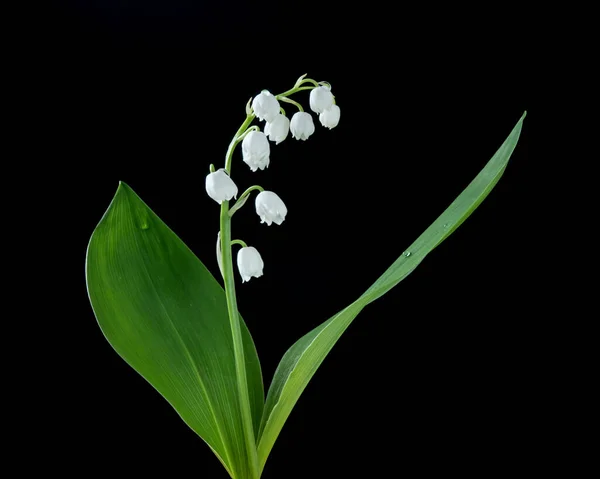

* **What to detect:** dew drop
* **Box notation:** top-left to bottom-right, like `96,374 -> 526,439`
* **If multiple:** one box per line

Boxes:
443,223 -> 449,228
141,222 -> 149,230
403,251 -> 411,257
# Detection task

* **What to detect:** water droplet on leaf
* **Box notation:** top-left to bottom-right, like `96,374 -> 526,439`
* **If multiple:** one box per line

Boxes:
403,251 -> 411,257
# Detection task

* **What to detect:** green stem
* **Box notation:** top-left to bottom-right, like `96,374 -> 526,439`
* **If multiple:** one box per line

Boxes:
277,85 -> 315,97
239,185 -> 265,201
218,79 -> 317,478
231,239 -> 248,248
298,78 -> 320,87
225,114 -> 256,174
219,204 -> 260,479
277,95 -> 304,112
229,185 -> 264,217
220,114 -> 261,479
235,126 -> 261,145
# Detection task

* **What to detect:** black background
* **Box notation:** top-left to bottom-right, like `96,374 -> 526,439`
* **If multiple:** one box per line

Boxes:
36,1 -> 550,477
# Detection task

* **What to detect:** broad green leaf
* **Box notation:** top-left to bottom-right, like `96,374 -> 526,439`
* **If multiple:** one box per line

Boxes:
86,184 -> 263,479
257,112 -> 527,472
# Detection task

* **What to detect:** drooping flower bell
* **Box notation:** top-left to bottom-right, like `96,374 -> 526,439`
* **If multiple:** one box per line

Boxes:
265,113 -> 290,144
237,246 -> 264,282
242,131 -> 270,172
290,112 -> 315,141
251,91 -> 280,123
205,169 -> 238,204
319,104 -> 341,129
255,191 -> 287,225
309,86 -> 334,114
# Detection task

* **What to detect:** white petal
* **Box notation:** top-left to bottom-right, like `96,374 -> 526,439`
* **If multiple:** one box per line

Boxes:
242,131 -> 271,172
205,169 -> 238,204
237,246 -> 264,282
319,104 -> 341,129
252,91 -> 280,122
255,191 -> 287,225
309,86 -> 334,114
290,112 -> 315,141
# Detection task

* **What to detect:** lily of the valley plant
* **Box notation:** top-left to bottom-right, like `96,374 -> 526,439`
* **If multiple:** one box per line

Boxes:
86,73 -> 526,479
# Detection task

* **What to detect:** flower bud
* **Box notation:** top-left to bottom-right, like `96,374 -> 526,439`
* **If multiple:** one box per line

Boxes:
309,86 -> 334,114
290,112 -> 315,141
242,131 -> 270,172
264,113 -> 290,145
252,91 -> 280,123
255,191 -> 287,225
205,169 -> 238,204
237,246 -> 264,282
319,104 -> 341,129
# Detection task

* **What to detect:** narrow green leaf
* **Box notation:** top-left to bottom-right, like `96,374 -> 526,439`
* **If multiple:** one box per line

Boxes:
86,183 -> 263,479
257,112 -> 527,472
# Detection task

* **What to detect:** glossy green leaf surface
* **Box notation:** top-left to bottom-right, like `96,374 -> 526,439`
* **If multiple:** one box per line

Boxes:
86,184 -> 263,479
256,113 -> 527,472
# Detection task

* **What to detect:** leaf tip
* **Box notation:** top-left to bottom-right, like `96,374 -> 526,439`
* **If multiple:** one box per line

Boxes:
116,181 -> 136,200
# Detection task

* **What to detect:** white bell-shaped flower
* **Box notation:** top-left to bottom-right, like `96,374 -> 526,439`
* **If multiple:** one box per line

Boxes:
252,91 -> 280,123
290,112 -> 315,141
205,169 -> 238,204
237,246 -> 264,283
319,104 -> 341,129
242,131 -> 270,172
264,114 -> 290,144
255,191 -> 287,225
309,86 -> 334,113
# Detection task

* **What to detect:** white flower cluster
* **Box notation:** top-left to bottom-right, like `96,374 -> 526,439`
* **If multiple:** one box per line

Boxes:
205,77 -> 339,282
309,86 -> 341,130
243,85 -> 340,171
